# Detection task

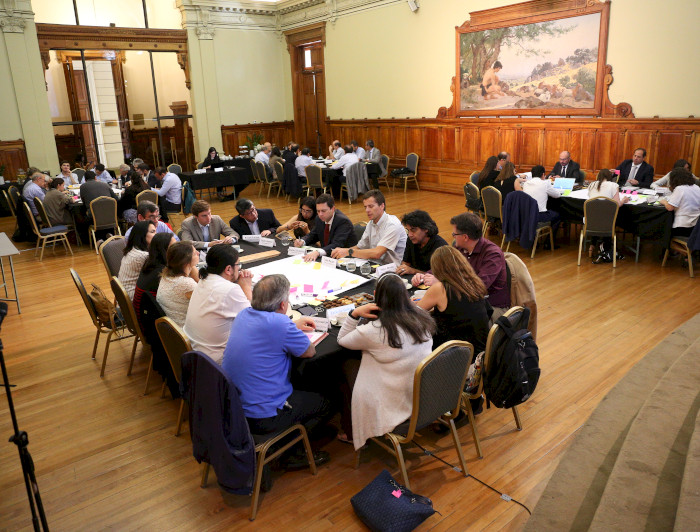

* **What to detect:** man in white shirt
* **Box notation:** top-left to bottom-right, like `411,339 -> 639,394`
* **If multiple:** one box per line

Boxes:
22,172 -> 47,217
184,245 -> 253,364
56,161 -> 80,186
328,140 -> 345,160
295,147 -> 314,178
521,165 -> 562,241
350,140 -> 366,160
331,146 -> 359,177
331,189 -> 407,265
254,144 -> 272,178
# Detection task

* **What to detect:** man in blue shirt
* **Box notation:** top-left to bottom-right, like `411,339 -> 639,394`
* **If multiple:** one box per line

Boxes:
94,163 -> 116,184
152,166 -> 182,223
222,274 -> 331,468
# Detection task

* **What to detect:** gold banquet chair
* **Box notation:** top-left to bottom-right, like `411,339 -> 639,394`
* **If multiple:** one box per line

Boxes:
89,196 -> 121,254
23,202 -> 73,261
392,152 -> 420,192
111,277 -> 151,377
136,189 -> 159,207
480,185 -> 505,247
355,340 -> 472,489
577,197 -> 620,268
662,235 -> 695,277
155,317 -> 192,436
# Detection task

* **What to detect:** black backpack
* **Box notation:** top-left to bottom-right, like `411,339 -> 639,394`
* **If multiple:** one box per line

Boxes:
483,309 -> 540,409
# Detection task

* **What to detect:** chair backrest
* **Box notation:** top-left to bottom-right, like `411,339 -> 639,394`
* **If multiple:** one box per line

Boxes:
99,235 -> 127,278
111,277 -> 147,342
70,268 -> 100,328
470,171 -> 480,185
33,197 -> 51,227
22,202 -> 41,237
465,182 -> 480,201
353,221 -> 367,242
380,154 -> 390,177
8,186 -> 20,210
155,316 -> 192,384
305,165 -> 323,188
255,161 -> 271,183
481,186 -> 503,221
577,169 -> 586,184
73,168 -> 85,180
136,189 -> 158,206
402,340 -> 472,440
195,161 -> 203,170
406,153 -> 419,174
249,159 -> 259,182
3,190 -> 16,218
583,197 -> 619,236
273,160 -> 284,182
90,196 -> 118,230
167,164 -> 182,174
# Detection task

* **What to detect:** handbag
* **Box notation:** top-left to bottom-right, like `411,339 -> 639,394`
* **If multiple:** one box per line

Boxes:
350,469 -> 436,532
88,283 -> 117,326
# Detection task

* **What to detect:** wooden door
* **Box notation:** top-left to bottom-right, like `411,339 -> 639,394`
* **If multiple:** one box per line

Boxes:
63,61 -> 97,163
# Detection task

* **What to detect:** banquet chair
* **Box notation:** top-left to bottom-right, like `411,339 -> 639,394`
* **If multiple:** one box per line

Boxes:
661,234 -> 695,278
111,277 -> 151,377
469,171 -> 480,185
70,268 -> 130,377
353,221 -> 367,242
377,154 -> 391,188
136,190 -> 158,206
355,340 -> 472,489
72,168 -> 85,181
34,196 -> 81,246
89,196 -> 121,254
2,190 -> 18,233
155,316 -> 192,436
392,152 -> 420,192
99,235 -> 126,280
462,306 -> 527,459
302,165 -> 326,199
464,182 -> 482,218
270,161 -> 284,199
7,187 -> 21,232
480,186 -> 505,246
577,197 -> 620,268
167,164 -> 182,174
181,351 -> 316,521
23,202 -> 73,261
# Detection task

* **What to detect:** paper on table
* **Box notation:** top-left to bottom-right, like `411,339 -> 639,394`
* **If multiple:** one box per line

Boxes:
305,331 -> 328,345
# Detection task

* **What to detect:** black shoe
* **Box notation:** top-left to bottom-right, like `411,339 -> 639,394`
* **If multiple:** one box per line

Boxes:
285,450 -> 330,471
615,252 -> 625,261
592,252 -> 613,264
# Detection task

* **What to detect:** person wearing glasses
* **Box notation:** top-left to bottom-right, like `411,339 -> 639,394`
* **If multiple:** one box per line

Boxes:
180,200 -> 239,250
396,210 -> 448,276
277,196 -> 317,239
412,212 -> 509,320
184,245 -> 253,364
123,201 -> 178,240
229,198 -> 280,237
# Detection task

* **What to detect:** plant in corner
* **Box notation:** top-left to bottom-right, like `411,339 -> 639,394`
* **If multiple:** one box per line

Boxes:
246,133 -> 264,152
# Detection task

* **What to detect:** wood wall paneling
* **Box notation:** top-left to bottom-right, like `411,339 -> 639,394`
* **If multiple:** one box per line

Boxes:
0,140 -> 29,180
220,121 -> 296,158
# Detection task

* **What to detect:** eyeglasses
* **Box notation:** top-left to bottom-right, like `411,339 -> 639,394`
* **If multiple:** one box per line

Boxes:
452,232 -> 466,237
243,207 -> 257,216
234,262 -> 241,268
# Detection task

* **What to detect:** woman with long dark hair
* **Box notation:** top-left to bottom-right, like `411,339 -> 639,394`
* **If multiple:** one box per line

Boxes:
132,232 -> 176,325
156,241 -> 200,327
477,155 -> 500,190
494,161 -> 520,203
276,196 -> 317,238
118,220 -> 156,299
201,147 -> 220,169
119,170 -> 150,223
337,273 -> 436,448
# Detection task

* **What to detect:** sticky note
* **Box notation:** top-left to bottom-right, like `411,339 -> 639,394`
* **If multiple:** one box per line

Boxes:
322,281 -> 329,289
292,259 -> 302,265
371,264 -> 379,269
313,263 -> 321,270
307,300 -> 322,306
563,190 -> 571,196
304,284 -> 313,293
289,287 -> 297,293
391,490 -> 401,498
327,295 -> 338,301
350,280 -> 359,284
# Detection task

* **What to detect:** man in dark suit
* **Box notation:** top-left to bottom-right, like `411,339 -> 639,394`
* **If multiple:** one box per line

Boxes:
229,198 -> 280,237
615,148 -> 654,188
548,150 -> 582,183
181,200 -> 240,250
293,194 -> 358,262
137,163 -> 157,188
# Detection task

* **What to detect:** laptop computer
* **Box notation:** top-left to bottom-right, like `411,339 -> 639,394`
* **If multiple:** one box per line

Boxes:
553,177 -> 576,191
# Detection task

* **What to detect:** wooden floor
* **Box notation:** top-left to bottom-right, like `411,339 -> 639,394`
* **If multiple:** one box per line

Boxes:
1,186 -> 698,531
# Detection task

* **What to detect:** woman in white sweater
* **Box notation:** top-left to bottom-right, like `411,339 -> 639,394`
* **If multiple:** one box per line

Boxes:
337,273 -> 436,449
156,241 -> 200,328
118,221 -> 156,298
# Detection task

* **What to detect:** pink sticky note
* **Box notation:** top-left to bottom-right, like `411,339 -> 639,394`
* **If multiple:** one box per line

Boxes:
289,287 -> 297,293
631,191 -> 638,195
391,490 -> 401,498
322,281 -> 329,289
304,284 -> 313,293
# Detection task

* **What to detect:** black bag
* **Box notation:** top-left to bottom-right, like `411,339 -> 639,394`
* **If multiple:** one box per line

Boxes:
484,308 -> 540,409
351,469 -> 436,532
390,167 -> 411,177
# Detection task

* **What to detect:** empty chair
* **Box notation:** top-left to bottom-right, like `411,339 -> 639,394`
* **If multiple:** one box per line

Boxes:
155,316 -> 192,436
377,154 -> 391,188
267,161 -> 283,198
470,171 -> 480,185
480,185 -> 505,246
136,189 -> 158,206
661,232 -> 695,277
23,202 -> 73,261
89,196 -> 121,254
181,351 -> 316,521
392,152 -> 420,192
99,235 -> 127,280
111,277 -> 150,377
577,197 -> 620,268
464,182 -> 482,216
73,168 -> 85,181
302,165 -> 326,198
167,164 -> 182,174
3,189 -> 18,233
462,306 -> 527,459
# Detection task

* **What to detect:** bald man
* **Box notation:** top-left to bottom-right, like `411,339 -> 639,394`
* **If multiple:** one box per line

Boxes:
548,151 -> 582,183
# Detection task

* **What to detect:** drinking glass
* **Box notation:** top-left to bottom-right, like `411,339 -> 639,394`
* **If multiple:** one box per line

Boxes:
280,234 -> 291,247
360,262 -> 371,276
345,260 -> 356,273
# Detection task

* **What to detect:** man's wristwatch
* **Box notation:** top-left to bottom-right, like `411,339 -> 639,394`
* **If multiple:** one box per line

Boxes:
348,248 -> 354,257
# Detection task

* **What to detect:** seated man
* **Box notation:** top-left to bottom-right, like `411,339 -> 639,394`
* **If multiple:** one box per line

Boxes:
331,145 -> 359,179
328,140 -> 344,160
521,164 -> 562,240
331,189 -> 407,266
295,147 -> 314,179
56,160 -> 80,186
496,151 -> 511,170
181,200 -> 239,250
615,148 -> 654,188
361,139 -> 383,189
350,140 -> 365,160
94,163 -> 115,185
124,201 -> 178,240
293,194 -> 357,262
117,163 -> 130,184
136,162 -> 157,188
413,212 -> 510,319
22,172 -> 47,217
396,210 -> 448,275
222,274 -> 330,465
152,166 -> 182,222
184,245 -> 252,364
80,170 -> 116,213
229,198 -> 280,237
548,150 -> 581,183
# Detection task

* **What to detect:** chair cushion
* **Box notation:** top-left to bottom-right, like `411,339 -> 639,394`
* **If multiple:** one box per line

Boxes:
536,221 -> 552,229
40,225 -> 68,235
673,236 -> 689,243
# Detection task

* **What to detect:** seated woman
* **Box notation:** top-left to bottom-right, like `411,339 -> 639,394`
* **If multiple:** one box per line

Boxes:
156,241 -> 200,328
201,146 -> 220,170
397,210 -> 448,275
276,196 -> 317,239
337,273 -> 436,448
416,246 -> 490,354
494,161 -> 521,204
660,167 -> 700,238
587,169 -> 630,263
651,159 -> 699,189
43,177 -> 75,227
132,232 -> 176,329
476,155 -> 500,190
119,170 -> 149,224
118,221 -> 156,299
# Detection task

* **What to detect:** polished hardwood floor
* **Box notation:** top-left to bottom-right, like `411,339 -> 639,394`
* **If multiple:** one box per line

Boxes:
1,186 -> 698,531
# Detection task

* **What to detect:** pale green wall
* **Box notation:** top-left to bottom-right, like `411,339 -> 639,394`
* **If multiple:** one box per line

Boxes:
324,0 -> 700,119
0,36 -> 23,140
